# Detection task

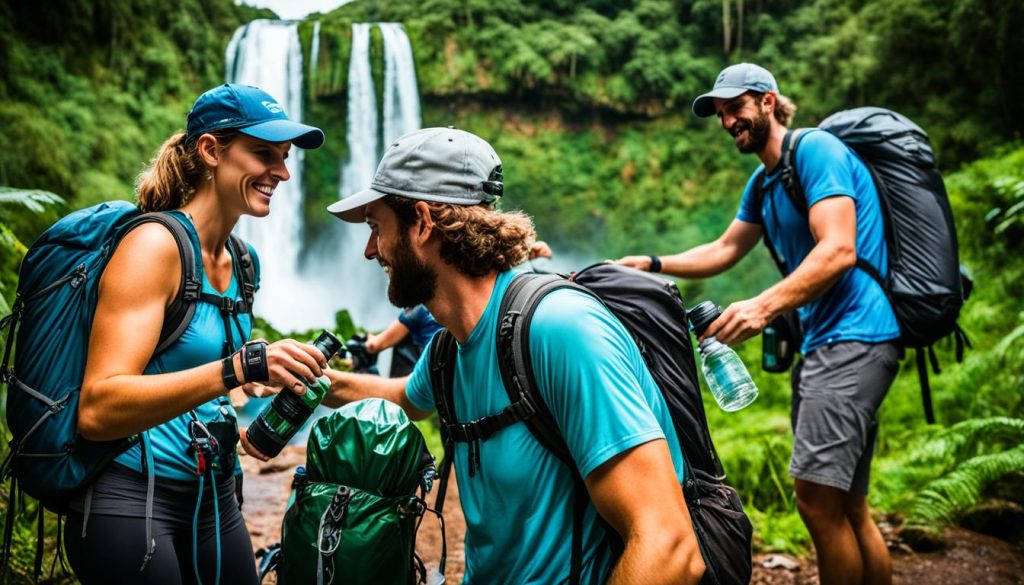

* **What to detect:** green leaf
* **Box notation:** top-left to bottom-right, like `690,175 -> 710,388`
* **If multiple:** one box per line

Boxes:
0,188 -> 65,214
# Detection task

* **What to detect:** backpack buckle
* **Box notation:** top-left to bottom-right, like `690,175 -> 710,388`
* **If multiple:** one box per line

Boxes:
218,297 -> 236,314
510,394 -> 536,420
183,279 -> 202,302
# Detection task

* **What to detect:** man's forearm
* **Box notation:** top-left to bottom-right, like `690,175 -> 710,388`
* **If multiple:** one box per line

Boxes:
659,240 -> 738,279
606,532 -> 704,585
322,370 -> 432,420
756,238 -> 855,317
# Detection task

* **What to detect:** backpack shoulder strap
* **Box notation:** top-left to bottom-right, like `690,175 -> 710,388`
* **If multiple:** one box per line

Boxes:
753,168 -> 786,276
118,212 -> 202,355
779,128 -> 811,218
428,328 -> 459,515
226,234 -> 257,315
495,271 -> 580,468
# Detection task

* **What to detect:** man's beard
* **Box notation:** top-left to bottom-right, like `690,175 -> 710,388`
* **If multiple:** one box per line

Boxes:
734,108 -> 772,154
386,231 -> 438,309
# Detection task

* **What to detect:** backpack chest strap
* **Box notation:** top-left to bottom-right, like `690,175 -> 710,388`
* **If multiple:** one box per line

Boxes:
442,395 -> 536,444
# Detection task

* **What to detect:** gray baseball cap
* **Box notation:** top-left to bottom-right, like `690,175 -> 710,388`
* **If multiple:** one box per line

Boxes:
692,63 -> 779,118
328,127 -> 504,222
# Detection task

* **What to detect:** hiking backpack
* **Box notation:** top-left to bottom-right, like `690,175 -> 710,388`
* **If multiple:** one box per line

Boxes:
429,263 -> 753,585
756,107 -> 971,424
270,398 -> 442,585
0,200 -> 257,571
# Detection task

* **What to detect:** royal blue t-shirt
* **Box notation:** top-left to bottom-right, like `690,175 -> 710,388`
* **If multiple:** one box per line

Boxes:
406,270 -> 684,584
397,304 -> 443,350
736,130 -> 899,353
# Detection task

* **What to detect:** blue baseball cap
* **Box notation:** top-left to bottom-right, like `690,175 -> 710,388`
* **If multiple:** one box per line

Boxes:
186,84 -> 324,149
692,63 -> 780,118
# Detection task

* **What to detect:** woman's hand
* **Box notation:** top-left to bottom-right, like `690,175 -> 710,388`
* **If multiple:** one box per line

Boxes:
260,338 -> 329,396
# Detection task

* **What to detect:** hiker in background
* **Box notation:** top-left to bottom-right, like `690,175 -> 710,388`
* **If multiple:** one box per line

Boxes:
65,84 -> 329,584
261,127 -> 704,583
363,304 -> 442,358
617,63 -> 900,585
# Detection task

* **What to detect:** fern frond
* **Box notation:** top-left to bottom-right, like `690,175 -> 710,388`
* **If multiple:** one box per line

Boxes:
910,417 -> 1024,465
0,187 -> 65,213
906,443 -> 1024,530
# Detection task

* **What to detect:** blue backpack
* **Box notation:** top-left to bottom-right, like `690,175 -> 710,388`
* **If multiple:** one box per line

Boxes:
0,200 -> 257,565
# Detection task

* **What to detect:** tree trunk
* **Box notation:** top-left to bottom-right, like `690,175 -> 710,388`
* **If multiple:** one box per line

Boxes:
722,0 -> 732,54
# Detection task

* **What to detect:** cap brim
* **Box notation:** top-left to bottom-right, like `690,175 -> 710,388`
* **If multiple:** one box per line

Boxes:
691,86 -> 751,118
240,119 -> 325,149
327,188 -> 387,222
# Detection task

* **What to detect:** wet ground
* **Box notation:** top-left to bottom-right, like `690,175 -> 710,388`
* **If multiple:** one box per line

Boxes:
242,447 -> 1024,584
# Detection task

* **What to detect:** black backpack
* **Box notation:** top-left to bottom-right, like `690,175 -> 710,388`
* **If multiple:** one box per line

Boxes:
755,107 -> 971,424
428,263 -> 753,585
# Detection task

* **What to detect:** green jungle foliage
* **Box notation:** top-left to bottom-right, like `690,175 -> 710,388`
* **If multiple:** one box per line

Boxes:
1,0 -> 1023,580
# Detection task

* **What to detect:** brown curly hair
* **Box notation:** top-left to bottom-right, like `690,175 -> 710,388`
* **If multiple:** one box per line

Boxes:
383,195 -> 536,277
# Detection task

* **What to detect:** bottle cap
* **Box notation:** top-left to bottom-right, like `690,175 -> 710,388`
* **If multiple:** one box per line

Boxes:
313,330 -> 344,360
689,301 -> 722,336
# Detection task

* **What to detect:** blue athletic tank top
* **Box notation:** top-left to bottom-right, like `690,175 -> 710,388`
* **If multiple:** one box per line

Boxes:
113,215 -> 255,481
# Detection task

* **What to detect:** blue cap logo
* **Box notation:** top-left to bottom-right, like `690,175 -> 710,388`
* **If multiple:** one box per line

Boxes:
262,100 -> 284,114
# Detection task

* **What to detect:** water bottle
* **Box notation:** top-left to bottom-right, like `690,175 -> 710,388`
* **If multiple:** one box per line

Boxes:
246,330 -> 344,458
688,301 -> 759,412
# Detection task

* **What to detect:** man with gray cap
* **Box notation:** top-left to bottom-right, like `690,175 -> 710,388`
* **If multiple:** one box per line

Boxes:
617,64 -> 899,585
319,127 -> 704,584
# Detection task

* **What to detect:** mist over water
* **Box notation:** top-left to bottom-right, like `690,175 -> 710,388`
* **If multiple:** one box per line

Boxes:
224,20 -> 423,336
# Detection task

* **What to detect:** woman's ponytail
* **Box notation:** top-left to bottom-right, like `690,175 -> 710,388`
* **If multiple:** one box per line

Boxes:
135,133 -> 204,212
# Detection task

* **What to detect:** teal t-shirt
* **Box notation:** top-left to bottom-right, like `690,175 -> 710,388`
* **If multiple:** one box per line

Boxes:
736,129 -> 900,353
114,223 -> 254,481
406,270 -> 685,584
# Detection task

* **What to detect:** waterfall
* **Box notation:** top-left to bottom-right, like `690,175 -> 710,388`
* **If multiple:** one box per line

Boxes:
221,20 -> 423,337
380,23 -> 422,143
224,20 -> 339,332
308,20 -> 321,92
329,22 -> 422,334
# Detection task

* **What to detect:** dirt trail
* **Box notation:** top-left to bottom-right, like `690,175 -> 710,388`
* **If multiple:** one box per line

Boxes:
242,447 -> 1023,584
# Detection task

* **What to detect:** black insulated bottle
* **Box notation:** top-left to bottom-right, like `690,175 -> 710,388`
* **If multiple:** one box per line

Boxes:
245,330 -> 343,458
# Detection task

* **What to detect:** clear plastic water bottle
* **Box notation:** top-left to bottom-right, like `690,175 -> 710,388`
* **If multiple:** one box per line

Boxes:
688,301 -> 759,412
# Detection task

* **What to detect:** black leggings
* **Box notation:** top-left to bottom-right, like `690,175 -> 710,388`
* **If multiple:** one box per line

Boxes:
63,465 -> 258,585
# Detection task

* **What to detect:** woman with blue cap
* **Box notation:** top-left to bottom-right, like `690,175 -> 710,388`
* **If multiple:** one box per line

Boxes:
63,84 -> 327,584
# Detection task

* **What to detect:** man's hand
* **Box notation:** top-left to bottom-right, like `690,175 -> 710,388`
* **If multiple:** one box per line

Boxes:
530,240 -> 553,260
614,255 -> 654,271
238,427 -> 271,462
701,297 -> 772,345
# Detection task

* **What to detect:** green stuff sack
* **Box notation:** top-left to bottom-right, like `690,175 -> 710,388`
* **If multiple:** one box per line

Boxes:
278,398 -> 440,585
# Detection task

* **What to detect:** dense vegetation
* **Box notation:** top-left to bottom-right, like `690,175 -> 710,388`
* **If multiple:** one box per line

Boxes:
1,0 -> 1022,580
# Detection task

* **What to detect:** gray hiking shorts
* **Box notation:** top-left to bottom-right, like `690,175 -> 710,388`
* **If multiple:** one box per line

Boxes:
790,341 -> 900,494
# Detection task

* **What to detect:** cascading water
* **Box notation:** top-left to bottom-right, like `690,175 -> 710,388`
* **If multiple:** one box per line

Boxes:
222,20 -> 423,337
225,20 -> 337,331
380,23 -> 422,143
330,22 -> 423,333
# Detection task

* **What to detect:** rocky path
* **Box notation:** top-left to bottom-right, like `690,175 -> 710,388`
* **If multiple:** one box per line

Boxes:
242,447 -> 1023,584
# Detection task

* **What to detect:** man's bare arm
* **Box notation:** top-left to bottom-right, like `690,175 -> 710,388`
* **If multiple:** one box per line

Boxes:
320,369 -> 432,420
704,196 -> 857,344
617,219 -> 763,278
587,440 -> 704,584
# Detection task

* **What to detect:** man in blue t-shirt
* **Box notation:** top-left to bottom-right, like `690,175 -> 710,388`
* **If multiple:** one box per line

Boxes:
322,127 -> 704,584
617,64 -> 900,585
